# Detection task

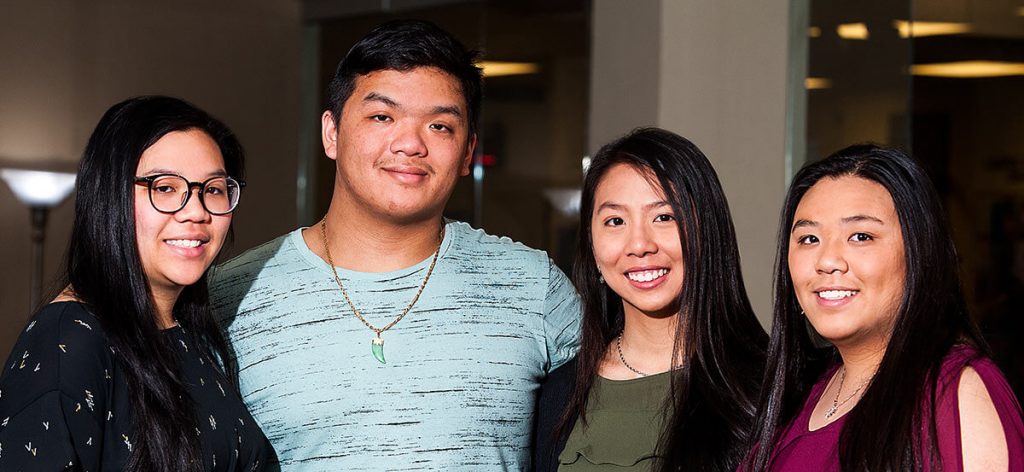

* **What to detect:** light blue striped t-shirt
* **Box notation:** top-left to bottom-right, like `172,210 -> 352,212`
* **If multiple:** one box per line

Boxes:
210,221 -> 581,471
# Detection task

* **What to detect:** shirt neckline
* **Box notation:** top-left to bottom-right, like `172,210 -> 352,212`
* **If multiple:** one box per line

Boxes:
291,220 -> 456,281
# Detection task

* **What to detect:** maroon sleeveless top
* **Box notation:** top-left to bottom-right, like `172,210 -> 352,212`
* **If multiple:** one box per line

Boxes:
760,345 -> 1024,471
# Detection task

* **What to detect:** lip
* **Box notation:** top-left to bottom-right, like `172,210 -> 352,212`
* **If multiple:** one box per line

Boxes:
812,286 -> 859,308
382,165 -> 429,184
163,234 -> 210,258
624,266 -> 670,289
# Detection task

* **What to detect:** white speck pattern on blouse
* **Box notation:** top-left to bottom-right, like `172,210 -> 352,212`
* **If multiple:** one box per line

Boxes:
0,302 -> 272,470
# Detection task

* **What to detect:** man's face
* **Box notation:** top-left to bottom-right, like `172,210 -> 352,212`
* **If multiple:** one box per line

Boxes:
322,66 -> 476,225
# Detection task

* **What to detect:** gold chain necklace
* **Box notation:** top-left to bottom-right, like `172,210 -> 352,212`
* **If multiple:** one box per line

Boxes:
319,218 -> 444,364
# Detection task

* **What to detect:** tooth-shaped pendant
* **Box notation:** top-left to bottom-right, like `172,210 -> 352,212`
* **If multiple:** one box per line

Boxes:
371,336 -> 386,364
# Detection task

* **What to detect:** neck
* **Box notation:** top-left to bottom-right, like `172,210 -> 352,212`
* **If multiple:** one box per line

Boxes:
835,340 -> 886,386
307,205 -> 444,273
619,308 -> 681,370
150,288 -> 180,330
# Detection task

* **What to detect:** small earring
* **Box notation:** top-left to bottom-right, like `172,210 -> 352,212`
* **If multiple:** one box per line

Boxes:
598,274 -> 605,284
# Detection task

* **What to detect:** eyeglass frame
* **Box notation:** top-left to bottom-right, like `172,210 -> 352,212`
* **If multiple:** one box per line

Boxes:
134,173 -> 246,216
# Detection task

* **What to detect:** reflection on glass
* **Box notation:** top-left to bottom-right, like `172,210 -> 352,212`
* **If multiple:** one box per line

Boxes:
805,0 -> 1024,397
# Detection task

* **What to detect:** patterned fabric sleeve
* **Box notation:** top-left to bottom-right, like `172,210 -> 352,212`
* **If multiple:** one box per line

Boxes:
543,259 -> 582,372
0,304 -> 111,470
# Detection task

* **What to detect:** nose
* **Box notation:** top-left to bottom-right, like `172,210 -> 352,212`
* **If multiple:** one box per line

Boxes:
175,187 -> 212,223
389,122 -> 427,157
815,240 -> 848,274
626,222 -> 658,257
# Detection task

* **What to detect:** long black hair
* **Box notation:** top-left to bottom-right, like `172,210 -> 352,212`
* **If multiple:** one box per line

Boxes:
748,144 -> 988,471
65,95 -> 244,472
561,127 -> 768,471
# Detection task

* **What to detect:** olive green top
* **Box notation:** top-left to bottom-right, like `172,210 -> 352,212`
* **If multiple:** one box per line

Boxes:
558,371 -> 673,471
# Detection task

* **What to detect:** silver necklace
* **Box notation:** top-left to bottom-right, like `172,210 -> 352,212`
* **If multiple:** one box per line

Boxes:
824,366 -> 869,419
616,333 -> 648,377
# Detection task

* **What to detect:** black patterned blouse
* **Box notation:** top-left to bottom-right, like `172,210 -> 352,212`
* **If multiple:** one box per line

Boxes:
0,302 -> 272,471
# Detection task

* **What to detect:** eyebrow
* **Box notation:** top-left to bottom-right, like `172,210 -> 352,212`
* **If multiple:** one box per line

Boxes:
140,168 -> 227,178
791,214 -> 886,232
364,92 -> 399,108
596,200 -> 670,212
430,105 -> 464,119
842,214 -> 885,225
791,219 -> 817,232
363,92 -> 465,120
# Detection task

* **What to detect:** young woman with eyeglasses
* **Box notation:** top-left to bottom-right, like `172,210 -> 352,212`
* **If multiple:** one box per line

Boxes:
0,96 -> 271,471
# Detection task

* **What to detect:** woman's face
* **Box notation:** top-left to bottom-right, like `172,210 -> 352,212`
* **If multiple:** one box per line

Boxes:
134,130 -> 232,301
591,163 -> 685,319
788,175 -> 906,350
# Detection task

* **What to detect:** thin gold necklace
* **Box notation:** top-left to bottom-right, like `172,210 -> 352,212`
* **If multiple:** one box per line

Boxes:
319,218 -> 444,364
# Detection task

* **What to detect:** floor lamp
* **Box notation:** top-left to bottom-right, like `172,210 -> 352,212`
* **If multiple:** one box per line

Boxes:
0,169 -> 76,310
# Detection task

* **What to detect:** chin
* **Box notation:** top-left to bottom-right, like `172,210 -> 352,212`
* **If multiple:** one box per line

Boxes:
382,203 -> 443,224
808,323 -> 855,345
168,269 -> 211,288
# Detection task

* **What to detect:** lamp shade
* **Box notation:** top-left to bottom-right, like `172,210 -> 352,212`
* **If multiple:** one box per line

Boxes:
543,188 -> 582,218
0,169 -> 77,207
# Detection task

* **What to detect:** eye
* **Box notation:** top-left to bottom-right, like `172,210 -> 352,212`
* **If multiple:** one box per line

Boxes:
849,232 -> 873,242
369,114 -> 391,123
603,217 -> 624,227
149,177 -> 182,194
428,123 -> 452,133
796,234 -> 819,245
653,214 -> 675,223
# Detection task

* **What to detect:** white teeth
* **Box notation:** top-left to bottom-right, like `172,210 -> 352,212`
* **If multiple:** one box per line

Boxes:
627,269 -> 667,283
818,290 -> 857,300
166,239 -> 201,248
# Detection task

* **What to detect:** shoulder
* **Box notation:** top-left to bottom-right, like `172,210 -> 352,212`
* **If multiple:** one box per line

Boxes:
0,302 -> 113,419
446,220 -> 577,298
447,220 -> 552,268
937,345 -> 1022,472
12,302 -> 110,353
212,230 -> 300,280
956,366 -> 1012,472
209,230 -> 305,312
937,345 -> 1014,398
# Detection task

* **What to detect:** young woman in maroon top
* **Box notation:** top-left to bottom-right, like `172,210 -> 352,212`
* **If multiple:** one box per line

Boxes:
745,144 -> 1024,471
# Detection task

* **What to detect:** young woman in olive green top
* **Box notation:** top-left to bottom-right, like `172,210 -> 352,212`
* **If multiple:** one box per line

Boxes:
534,128 -> 767,471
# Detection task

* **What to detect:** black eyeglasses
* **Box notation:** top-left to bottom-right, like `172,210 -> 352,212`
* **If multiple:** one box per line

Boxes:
134,174 -> 245,215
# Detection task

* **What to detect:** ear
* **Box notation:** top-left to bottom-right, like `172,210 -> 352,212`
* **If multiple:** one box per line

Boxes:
321,111 -> 339,161
459,133 -> 477,177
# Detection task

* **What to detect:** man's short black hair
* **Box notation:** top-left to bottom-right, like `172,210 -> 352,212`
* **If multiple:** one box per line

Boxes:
326,19 -> 483,137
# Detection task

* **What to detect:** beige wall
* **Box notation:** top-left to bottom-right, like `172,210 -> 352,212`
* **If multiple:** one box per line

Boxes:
0,0 -> 302,354
590,0 -> 793,326
588,0 -> 662,152
0,0 -> 793,352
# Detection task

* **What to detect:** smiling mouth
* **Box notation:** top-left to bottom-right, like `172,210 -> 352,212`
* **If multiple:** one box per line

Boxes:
166,239 -> 204,248
816,289 -> 859,300
627,269 -> 668,283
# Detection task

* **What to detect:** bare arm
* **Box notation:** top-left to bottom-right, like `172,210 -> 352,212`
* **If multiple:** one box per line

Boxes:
959,366 -> 1009,472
